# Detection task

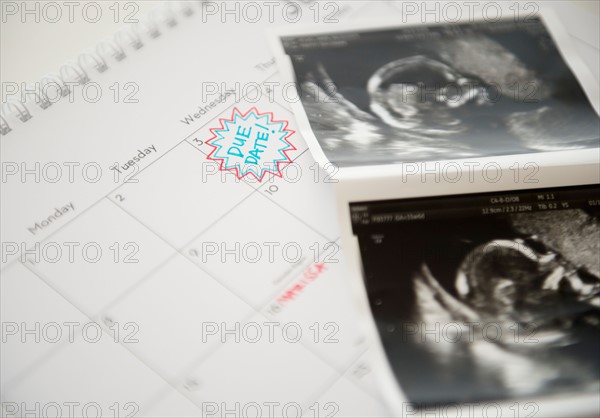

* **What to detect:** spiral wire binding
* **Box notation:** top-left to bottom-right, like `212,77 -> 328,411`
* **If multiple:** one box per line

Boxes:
0,1 -> 198,136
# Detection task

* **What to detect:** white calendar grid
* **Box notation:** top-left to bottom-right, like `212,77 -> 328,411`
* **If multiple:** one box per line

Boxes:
1,73 -> 391,417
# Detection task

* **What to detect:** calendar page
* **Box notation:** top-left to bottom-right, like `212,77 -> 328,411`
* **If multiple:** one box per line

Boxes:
1,2 -> 598,417
1,2 -> 397,417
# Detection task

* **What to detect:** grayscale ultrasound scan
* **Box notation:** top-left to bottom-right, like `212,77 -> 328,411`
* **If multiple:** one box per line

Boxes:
350,184 -> 600,406
281,19 -> 600,167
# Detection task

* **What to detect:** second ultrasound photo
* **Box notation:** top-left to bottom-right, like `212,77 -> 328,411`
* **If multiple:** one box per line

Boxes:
351,185 -> 600,406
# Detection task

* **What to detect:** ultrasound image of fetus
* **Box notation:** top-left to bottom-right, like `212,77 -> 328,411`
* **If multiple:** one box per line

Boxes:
291,25 -> 600,166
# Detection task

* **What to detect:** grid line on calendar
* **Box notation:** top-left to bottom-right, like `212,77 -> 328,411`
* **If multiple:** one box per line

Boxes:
104,175 -> 357,371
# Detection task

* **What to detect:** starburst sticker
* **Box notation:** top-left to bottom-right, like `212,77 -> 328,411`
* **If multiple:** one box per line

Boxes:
205,107 -> 296,181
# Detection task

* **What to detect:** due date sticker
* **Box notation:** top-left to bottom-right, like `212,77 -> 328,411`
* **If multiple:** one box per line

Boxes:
205,107 -> 296,181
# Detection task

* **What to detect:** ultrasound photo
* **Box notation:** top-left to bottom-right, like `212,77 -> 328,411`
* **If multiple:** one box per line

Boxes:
281,19 -> 600,167
351,185 -> 600,406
